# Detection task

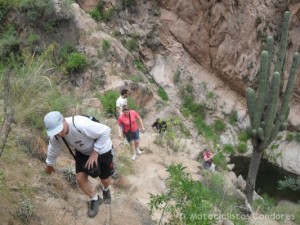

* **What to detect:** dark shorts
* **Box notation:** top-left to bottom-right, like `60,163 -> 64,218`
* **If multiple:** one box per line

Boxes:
125,129 -> 140,143
75,150 -> 114,179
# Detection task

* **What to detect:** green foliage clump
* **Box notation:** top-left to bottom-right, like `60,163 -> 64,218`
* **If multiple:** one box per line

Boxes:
238,130 -> 250,142
0,26 -> 20,59
236,142 -> 247,153
98,90 -> 119,117
194,117 -> 218,145
157,87 -> 168,101
213,119 -> 226,133
57,44 -> 88,73
223,144 -> 235,154
102,39 -> 111,53
285,132 -> 294,141
125,38 -> 139,51
19,0 -> 72,31
134,60 -> 146,72
252,194 -> 275,214
212,152 -> 227,170
228,110 -> 238,125
65,53 -> 88,73
149,164 -> 216,225
277,176 -> 300,191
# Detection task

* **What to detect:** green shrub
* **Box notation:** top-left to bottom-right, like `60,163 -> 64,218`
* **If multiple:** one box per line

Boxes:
236,142 -> 247,153
65,52 -> 88,73
229,110 -> 238,125
134,60 -> 146,72
98,90 -> 119,117
213,152 -> 227,170
125,38 -> 138,51
277,176 -> 300,191
157,87 -> 168,101
149,164 -> 217,225
89,8 -> 102,21
102,39 -> 111,53
0,25 -> 20,58
206,91 -> 215,99
58,44 -> 76,60
19,0 -> 72,30
285,132 -> 294,141
194,116 -> 218,145
252,194 -> 275,214
238,130 -> 250,142
103,7 -> 115,21
213,119 -> 226,133
223,144 -> 235,154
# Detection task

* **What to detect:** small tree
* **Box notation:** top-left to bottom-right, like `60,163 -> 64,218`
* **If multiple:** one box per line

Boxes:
244,11 -> 299,202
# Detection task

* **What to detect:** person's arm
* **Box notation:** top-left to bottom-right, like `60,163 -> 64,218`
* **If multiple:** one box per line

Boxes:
137,114 -> 145,132
45,137 -> 62,174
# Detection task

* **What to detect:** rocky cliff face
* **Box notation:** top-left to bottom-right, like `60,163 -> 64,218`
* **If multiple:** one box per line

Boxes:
158,0 -> 300,128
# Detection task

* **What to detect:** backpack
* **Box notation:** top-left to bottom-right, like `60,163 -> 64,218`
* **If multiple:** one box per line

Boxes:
72,115 -> 99,134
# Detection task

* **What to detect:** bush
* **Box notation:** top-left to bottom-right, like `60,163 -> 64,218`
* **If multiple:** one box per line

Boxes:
0,25 -> 20,59
213,119 -> 226,133
223,144 -> 235,154
277,176 -> 300,191
98,90 -> 119,117
157,87 -> 168,101
229,110 -> 238,125
19,0 -> 72,31
149,164 -> 217,225
236,142 -> 247,153
102,39 -> 111,53
238,130 -> 250,142
65,52 -> 88,73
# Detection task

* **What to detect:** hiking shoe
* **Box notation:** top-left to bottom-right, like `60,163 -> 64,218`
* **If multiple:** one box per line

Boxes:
87,195 -> 102,218
131,153 -> 137,160
136,148 -> 143,155
103,189 -> 111,204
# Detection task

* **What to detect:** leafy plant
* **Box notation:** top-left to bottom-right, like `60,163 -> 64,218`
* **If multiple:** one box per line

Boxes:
157,87 -> 168,101
238,130 -> 250,142
277,176 -> 300,191
133,60 -> 146,72
228,110 -> 238,125
98,90 -> 119,117
252,194 -> 275,214
149,164 -> 216,225
223,144 -> 235,154
236,142 -> 247,153
65,52 -> 88,73
102,39 -> 111,53
213,119 -> 226,133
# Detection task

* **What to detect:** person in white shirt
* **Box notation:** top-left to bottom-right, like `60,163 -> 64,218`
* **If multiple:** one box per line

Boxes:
44,111 -> 113,218
116,89 -> 128,118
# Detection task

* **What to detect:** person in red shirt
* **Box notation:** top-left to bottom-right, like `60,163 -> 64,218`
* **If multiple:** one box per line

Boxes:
118,105 -> 145,160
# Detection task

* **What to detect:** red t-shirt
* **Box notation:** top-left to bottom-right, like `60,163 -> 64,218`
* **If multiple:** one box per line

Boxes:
118,110 -> 139,132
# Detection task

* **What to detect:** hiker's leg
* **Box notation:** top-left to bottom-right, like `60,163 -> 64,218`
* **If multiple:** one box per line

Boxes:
76,172 -> 95,198
100,177 -> 111,189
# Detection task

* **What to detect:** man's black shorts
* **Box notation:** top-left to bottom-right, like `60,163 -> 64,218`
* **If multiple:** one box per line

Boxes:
75,150 -> 114,179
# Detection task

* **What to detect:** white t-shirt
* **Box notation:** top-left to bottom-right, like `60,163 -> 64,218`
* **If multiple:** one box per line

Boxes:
116,96 -> 128,115
46,116 -> 112,166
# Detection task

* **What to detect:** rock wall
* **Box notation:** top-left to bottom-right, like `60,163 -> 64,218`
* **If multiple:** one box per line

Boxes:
158,0 -> 300,129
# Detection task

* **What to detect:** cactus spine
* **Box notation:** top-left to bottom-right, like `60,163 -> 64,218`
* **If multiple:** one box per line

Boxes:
246,11 -> 299,152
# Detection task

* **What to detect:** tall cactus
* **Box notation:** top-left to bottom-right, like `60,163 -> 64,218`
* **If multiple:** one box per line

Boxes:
244,11 -> 300,203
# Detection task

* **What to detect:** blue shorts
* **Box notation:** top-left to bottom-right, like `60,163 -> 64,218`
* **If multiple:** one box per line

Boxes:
125,129 -> 140,143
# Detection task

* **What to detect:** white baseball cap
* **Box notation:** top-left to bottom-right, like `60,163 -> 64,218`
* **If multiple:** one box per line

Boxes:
44,111 -> 64,136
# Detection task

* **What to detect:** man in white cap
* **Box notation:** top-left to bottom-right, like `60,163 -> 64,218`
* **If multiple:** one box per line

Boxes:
44,111 -> 114,218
